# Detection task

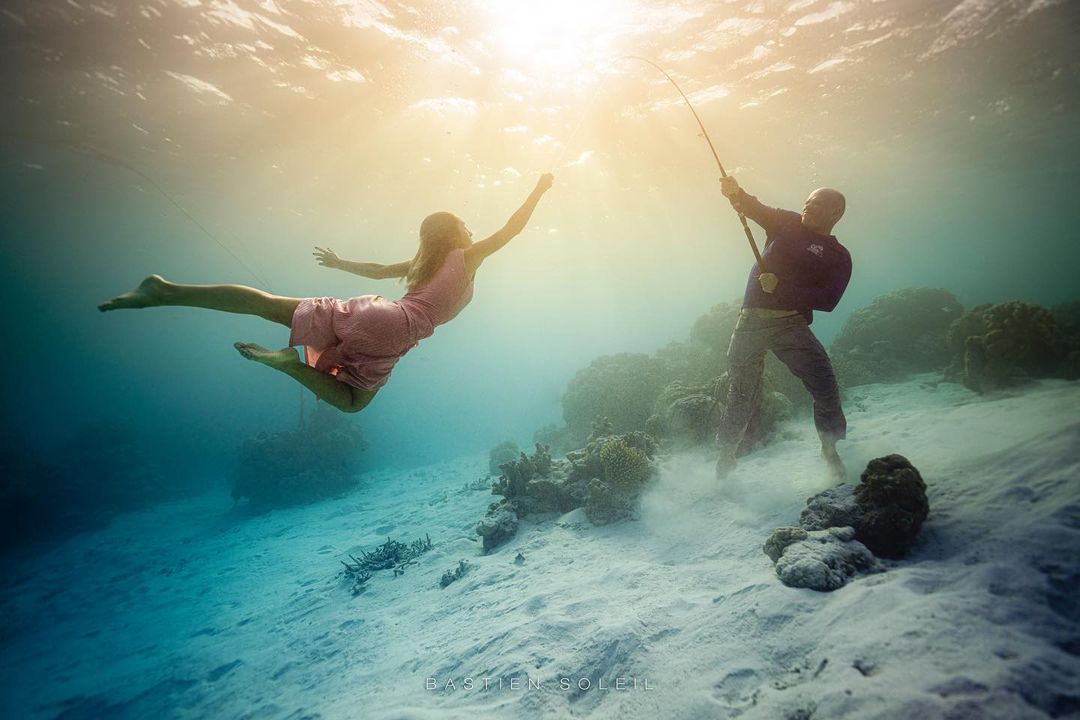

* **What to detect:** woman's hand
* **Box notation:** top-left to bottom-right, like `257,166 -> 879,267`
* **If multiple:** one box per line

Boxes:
313,246 -> 341,269
535,173 -> 554,193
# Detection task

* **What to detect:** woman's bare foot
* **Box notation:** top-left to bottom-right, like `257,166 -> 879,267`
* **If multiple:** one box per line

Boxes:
234,342 -> 300,369
98,274 -> 169,311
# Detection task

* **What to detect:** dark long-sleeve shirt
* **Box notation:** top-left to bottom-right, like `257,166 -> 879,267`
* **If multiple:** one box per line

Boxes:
732,189 -> 851,325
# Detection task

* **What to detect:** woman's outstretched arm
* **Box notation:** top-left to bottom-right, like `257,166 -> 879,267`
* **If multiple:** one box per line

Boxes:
313,247 -> 411,279
464,173 -> 553,275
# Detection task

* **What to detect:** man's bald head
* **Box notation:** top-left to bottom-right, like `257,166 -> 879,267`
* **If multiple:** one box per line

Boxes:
801,187 -> 846,235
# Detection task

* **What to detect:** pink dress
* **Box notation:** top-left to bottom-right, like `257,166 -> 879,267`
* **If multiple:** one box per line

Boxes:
289,248 -> 475,391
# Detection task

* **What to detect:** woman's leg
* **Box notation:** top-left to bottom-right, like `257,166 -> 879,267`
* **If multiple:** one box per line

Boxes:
99,275 -> 300,328
233,343 -> 377,414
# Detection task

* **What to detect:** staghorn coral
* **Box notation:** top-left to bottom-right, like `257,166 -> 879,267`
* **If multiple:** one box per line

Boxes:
830,287 -> 963,388
341,534 -> 433,594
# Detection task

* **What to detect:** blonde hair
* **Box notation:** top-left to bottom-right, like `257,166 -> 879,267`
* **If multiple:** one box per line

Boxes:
404,211 -> 461,292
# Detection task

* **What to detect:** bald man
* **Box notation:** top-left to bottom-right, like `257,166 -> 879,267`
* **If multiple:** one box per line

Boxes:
714,176 -> 851,482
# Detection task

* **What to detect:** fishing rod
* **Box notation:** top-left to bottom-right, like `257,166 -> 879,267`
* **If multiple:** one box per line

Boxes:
619,55 -> 765,271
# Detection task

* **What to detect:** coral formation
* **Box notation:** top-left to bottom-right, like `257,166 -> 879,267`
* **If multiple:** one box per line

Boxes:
580,434 -> 657,524
689,301 -> 742,363
854,454 -> 929,559
566,422 -> 656,484
488,440 -> 519,476
550,298 -> 819,461
945,301 -> 1075,392
829,287 -> 963,388
764,525 -> 879,591
475,424 -> 660,538
532,423 -> 575,455
584,477 -> 639,525
232,403 -> 367,507
644,380 -> 722,448
598,437 -> 652,489
475,501 -> 520,552
439,560 -> 470,588
561,353 -> 671,444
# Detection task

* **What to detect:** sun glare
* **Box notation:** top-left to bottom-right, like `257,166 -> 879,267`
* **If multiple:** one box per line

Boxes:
482,0 -> 635,73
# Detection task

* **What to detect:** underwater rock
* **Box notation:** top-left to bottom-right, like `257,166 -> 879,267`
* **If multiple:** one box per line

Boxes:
476,501 -> 519,552
854,454 -> 929,559
763,527 -> 809,563
830,287 -> 963,388
946,301 -> 1073,392
800,483 -> 861,531
765,526 -> 879,591
488,440 -> 519,476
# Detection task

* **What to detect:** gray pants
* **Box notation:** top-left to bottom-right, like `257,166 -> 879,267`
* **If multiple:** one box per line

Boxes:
716,313 -> 846,447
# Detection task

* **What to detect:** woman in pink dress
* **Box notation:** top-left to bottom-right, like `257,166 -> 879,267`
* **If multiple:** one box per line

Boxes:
99,174 -> 554,413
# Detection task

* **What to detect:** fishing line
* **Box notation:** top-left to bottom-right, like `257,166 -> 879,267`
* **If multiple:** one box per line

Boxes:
617,55 -> 766,271
5,135 -> 275,291
550,72 -> 610,172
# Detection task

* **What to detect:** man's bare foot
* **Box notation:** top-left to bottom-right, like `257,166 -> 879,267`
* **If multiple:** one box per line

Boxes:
234,342 -> 300,369
715,443 -> 738,481
822,444 -> 847,484
98,274 -> 169,311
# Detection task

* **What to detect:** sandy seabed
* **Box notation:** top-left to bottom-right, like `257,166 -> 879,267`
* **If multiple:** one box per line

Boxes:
2,375 -> 1078,719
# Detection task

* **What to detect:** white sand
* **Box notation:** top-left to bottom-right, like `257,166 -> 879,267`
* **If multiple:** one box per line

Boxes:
2,375 -> 1078,719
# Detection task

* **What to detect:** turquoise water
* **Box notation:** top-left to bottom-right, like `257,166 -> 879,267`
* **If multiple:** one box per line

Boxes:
1,0 -> 1078,475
